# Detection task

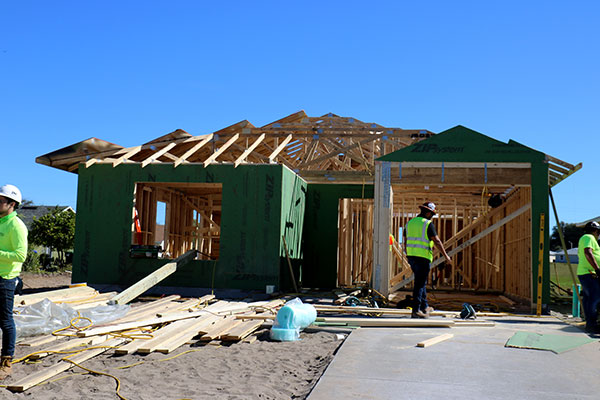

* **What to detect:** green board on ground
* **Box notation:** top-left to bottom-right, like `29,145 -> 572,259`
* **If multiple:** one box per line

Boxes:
505,331 -> 596,354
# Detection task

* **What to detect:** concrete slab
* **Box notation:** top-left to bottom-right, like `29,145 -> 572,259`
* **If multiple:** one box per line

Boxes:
308,316 -> 600,400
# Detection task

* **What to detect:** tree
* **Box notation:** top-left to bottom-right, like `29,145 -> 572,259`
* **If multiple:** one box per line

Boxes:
20,198 -> 34,206
29,208 -> 75,268
550,222 -> 584,251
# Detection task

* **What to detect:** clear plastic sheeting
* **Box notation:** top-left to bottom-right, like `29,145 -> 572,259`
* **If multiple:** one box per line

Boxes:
270,298 -> 317,342
14,298 -> 130,339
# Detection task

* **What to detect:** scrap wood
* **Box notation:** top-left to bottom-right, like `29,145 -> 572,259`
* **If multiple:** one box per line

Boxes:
235,314 -> 275,320
18,334 -> 61,347
314,317 -> 454,327
138,314 -> 222,354
109,249 -> 197,305
153,315 -> 224,354
221,314 -> 271,341
8,337 -> 126,393
199,315 -> 242,341
76,309 -> 211,338
111,295 -> 182,323
27,335 -> 109,360
313,305 -> 507,317
78,300 -> 251,338
113,318 -> 198,355
452,319 -> 496,327
153,298 -> 203,317
499,295 -> 516,306
14,285 -> 98,307
417,333 -> 454,348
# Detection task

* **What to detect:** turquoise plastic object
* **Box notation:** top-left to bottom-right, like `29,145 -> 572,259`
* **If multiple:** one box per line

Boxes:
572,284 -> 581,318
270,298 -> 317,341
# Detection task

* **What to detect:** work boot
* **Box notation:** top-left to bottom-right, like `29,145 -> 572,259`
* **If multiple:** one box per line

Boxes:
0,356 -> 12,380
424,306 -> 434,317
411,310 -> 428,319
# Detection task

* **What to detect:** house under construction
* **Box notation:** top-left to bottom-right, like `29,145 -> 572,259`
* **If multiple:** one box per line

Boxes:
37,112 -> 580,304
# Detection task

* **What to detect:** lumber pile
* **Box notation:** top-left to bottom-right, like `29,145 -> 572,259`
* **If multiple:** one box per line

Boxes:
10,293 -> 284,392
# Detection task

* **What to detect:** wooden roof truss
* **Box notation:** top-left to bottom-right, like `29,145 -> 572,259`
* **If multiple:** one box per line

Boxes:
36,111 -> 434,184
36,111 -> 580,186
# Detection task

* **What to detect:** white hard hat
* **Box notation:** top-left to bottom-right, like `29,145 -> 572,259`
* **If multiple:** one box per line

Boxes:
0,184 -> 22,205
419,202 -> 437,214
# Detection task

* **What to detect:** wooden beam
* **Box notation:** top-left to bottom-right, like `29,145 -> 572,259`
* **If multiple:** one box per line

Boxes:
28,335 -> 109,360
112,146 -> 142,167
108,250 -> 197,305
268,134 -> 293,163
431,203 -> 531,268
314,317 -> 454,327
234,133 -> 265,167
7,337 -> 126,392
301,136 -> 378,168
174,134 -> 214,167
417,333 -> 454,348
141,143 -> 176,168
203,133 -> 240,167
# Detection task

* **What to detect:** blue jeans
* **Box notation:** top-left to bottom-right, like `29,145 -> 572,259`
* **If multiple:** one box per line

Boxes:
578,274 -> 600,330
408,256 -> 430,312
0,277 -> 17,357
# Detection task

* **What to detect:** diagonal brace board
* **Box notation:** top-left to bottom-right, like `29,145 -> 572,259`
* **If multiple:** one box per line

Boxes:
109,250 -> 197,305
390,203 -> 531,291
430,203 -> 531,268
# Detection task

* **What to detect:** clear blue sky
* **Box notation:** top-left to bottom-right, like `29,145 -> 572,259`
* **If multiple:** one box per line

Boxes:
1,1 -> 598,227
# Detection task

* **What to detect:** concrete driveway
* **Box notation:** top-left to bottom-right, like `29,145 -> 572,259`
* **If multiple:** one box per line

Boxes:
308,315 -> 600,400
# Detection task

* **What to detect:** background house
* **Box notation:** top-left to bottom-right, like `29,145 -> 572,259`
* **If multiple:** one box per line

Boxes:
554,248 -> 579,264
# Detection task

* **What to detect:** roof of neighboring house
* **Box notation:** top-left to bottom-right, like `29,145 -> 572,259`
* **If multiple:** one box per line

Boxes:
576,216 -> 600,227
555,248 -> 579,256
17,205 -> 74,229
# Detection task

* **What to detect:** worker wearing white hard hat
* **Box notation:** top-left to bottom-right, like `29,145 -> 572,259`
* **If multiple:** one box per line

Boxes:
0,184 -> 27,380
403,202 -> 451,319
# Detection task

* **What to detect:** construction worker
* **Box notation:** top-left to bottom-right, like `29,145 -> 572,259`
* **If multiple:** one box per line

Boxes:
577,221 -> 600,334
403,202 -> 451,318
0,184 -> 27,379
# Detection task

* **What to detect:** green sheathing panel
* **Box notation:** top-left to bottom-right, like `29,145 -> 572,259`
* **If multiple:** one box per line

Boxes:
378,125 -> 545,163
531,159 -> 550,305
72,163 -> 288,291
377,126 -> 551,304
278,167 -> 307,291
303,184 -> 374,289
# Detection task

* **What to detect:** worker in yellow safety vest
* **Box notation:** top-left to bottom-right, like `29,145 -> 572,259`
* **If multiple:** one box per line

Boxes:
403,202 -> 451,318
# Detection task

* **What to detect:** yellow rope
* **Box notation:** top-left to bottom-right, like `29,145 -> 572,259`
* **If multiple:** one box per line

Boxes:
62,358 -> 128,400
52,315 -> 93,337
13,345 -> 120,364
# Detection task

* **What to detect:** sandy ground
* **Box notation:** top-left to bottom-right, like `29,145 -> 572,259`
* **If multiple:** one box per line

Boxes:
20,272 -> 73,293
3,273 -> 345,399
2,329 -> 343,400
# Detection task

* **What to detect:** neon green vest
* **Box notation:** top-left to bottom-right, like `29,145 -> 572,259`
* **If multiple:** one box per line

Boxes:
406,217 -> 433,261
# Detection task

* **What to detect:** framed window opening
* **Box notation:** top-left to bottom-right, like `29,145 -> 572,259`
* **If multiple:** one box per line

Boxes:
132,182 -> 222,260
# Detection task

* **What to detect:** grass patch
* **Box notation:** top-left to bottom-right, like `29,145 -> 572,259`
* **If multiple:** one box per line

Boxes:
549,262 -> 579,291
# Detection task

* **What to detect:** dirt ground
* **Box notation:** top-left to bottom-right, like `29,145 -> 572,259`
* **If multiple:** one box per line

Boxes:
5,273 -> 345,400
20,271 -> 73,293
